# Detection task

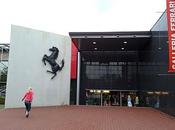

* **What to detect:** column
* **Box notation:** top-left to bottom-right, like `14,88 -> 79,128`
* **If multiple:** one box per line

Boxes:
76,52 -> 81,105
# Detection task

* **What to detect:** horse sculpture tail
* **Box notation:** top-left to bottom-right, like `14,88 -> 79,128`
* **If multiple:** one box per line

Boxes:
42,54 -> 47,65
60,59 -> 64,70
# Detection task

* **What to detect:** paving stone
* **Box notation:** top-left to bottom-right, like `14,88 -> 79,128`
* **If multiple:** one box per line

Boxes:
0,106 -> 174,130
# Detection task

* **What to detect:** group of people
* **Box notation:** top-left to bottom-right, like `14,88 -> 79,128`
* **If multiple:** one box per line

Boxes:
103,94 -> 118,106
22,87 -> 34,118
127,95 -> 139,107
103,94 -> 139,107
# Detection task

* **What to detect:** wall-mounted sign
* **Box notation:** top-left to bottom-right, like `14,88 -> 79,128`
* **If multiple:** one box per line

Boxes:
42,46 -> 64,79
167,0 -> 175,72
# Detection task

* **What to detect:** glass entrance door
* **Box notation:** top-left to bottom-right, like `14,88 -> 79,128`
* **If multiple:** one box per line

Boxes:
85,89 -> 137,106
85,90 -> 101,105
85,89 -> 121,106
120,91 -> 137,106
103,91 -> 120,106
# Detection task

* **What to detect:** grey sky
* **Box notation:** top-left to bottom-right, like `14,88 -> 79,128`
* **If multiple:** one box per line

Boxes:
0,0 -> 166,42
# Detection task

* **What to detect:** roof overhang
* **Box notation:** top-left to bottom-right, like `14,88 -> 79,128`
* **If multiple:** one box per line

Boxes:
69,31 -> 151,51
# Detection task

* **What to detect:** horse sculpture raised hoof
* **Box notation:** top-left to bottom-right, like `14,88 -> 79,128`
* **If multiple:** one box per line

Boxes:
42,46 -> 64,79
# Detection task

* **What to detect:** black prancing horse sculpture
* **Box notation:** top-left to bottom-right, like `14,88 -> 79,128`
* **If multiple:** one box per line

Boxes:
42,46 -> 64,79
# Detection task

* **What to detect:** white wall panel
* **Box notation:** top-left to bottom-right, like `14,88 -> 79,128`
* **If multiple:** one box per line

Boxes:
5,25 -> 71,108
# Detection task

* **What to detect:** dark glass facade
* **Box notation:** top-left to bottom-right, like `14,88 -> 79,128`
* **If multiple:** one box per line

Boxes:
80,58 -> 139,104
70,11 -> 175,116
139,12 -> 175,115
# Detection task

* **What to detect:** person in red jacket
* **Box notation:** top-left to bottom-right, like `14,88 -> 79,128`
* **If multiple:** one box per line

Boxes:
22,87 -> 34,118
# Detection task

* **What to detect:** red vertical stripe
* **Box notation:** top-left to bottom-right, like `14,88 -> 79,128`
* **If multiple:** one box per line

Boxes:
71,42 -> 77,79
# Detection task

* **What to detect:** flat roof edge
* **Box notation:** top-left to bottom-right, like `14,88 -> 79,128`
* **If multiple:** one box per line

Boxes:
69,31 -> 151,37
69,31 -> 151,39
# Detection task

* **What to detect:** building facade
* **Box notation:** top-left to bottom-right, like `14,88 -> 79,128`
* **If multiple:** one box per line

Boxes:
69,11 -> 175,116
3,11 -> 175,116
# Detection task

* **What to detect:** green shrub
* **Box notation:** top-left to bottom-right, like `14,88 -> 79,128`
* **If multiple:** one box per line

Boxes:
0,96 -> 5,104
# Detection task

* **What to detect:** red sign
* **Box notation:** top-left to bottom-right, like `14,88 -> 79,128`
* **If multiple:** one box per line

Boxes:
167,0 -> 175,72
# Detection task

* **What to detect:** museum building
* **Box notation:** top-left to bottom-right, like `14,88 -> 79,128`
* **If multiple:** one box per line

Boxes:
69,11 -> 175,116
4,8 -> 175,116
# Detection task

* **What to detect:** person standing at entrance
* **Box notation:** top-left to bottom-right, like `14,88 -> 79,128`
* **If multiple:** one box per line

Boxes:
22,87 -> 34,118
127,95 -> 132,107
135,96 -> 139,107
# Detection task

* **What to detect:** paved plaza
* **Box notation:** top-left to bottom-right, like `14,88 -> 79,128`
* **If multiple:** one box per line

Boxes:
0,106 -> 175,130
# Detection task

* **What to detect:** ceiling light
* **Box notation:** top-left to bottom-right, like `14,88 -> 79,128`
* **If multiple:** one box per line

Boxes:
123,41 -> 127,44
155,91 -> 161,95
90,90 -> 94,93
147,92 -> 153,94
162,92 -> 169,95
96,90 -> 101,93
94,47 -> 97,50
121,47 -> 124,50
92,41 -> 96,44
103,90 -> 110,93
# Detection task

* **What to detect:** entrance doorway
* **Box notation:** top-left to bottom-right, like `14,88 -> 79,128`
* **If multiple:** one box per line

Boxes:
85,89 -> 137,106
